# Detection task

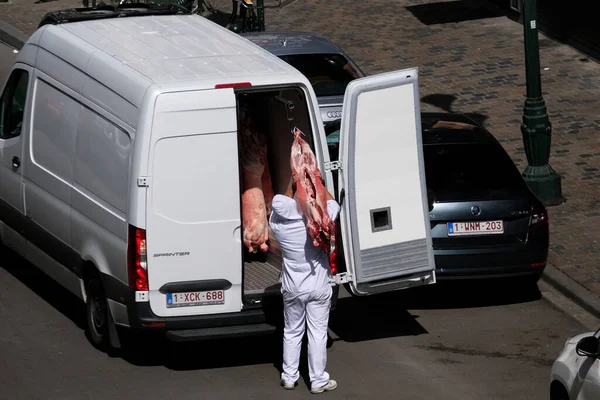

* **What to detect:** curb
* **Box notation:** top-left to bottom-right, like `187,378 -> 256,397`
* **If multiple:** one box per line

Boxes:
539,280 -> 599,331
541,263 -> 600,320
0,20 -> 27,50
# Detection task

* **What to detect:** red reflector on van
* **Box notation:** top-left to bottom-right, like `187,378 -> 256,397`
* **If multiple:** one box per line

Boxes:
329,221 -> 338,275
215,82 -> 252,89
142,321 -> 166,327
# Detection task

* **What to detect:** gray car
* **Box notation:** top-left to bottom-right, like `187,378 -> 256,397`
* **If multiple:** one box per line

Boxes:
241,32 -> 365,124
323,113 -> 550,284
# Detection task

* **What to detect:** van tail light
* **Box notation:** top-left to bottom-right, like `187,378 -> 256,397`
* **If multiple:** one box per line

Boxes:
529,202 -> 549,233
128,225 -> 148,291
329,221 -> 338,275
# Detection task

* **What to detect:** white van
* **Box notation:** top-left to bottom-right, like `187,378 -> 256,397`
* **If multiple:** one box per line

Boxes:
0,14 -> 436,351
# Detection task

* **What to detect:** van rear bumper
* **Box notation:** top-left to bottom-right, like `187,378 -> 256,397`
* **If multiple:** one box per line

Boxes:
165,323 -> 277,342
129,300 -> 281,334
101,273 -> 283,340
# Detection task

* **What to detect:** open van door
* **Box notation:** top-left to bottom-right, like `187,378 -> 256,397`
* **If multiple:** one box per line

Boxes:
335,67 -> 436,296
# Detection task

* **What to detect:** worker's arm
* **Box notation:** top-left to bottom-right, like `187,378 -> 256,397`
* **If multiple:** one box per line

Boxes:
284,175 -> 297,198
322,177 -> 335,202
325,188 -> 335,202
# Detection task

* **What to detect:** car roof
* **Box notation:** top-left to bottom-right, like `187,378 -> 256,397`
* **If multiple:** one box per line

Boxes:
240,31 -> 345,56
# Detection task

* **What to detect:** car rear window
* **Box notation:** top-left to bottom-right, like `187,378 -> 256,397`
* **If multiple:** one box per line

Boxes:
424,143 -> 528,201
278,53 -> 361,97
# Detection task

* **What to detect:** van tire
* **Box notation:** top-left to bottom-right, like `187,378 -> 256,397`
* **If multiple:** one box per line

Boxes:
85,278 -> 110,351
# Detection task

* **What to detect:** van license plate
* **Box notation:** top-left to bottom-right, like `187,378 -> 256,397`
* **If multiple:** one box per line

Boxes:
447,220 -> 504,236
166,290 -> 225,308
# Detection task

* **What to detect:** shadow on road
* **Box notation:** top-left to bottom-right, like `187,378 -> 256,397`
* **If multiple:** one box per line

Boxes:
0,243 -> 542,371
0,245 -> 86,330
329,296 -> 427,343
326,277 -> 541,343
392,279 -> 542,311
122,332 -> 286,371
421,93 -> 489,127
203,10 -> 233,28
405,0 -> 509,26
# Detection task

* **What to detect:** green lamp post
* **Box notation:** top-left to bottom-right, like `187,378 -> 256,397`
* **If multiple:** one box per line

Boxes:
519,0 -> 564,206
257,0 -> 265,31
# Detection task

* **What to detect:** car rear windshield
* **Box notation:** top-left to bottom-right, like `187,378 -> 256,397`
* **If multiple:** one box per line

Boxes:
278,53 -> 361,97
424,142 -> 528,201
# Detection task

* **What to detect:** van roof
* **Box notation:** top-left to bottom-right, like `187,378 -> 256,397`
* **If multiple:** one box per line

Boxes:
20,15 -> 304,106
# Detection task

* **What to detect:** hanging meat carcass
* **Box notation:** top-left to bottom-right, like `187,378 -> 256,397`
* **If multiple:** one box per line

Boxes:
239,115 -> 272,253
261,156 -> 274,216
290,127 -> 334,252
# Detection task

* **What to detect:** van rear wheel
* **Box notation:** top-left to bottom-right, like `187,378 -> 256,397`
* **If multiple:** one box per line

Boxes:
85,278 -> 110,350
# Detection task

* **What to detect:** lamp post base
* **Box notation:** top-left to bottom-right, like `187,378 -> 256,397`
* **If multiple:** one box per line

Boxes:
522,164 -> 564,206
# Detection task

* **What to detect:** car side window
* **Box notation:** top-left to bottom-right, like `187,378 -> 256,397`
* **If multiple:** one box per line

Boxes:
0,69 -> 30,140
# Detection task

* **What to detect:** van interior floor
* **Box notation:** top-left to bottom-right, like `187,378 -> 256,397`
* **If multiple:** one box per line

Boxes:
243,231 -> 283,296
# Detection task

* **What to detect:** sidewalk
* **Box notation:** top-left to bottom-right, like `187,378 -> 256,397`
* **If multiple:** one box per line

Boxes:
1,0 -> 599,306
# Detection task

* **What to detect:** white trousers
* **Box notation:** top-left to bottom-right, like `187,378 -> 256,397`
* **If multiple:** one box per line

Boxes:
281,284 -> 332,389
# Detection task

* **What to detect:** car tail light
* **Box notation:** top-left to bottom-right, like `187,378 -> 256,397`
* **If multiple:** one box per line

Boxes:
529,202 -> 549,232
128,225 -> 148,291
329,221 -> 338,275
530,262 -> 547,268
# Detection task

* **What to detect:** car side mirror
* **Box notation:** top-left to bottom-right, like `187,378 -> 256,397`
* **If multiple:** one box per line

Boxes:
576,336 -> 600,358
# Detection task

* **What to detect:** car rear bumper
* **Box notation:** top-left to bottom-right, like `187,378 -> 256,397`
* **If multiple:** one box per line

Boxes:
433,242 -> 548,280
435,264 -> 545,280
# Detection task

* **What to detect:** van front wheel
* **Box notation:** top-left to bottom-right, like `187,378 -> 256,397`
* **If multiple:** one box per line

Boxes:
85,278 -> 109,350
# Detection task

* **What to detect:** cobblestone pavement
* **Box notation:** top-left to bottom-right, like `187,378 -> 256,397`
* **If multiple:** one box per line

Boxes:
1,0 -> 599,294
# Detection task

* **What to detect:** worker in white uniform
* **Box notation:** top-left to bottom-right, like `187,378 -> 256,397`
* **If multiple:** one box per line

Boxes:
269,177 -> 340,394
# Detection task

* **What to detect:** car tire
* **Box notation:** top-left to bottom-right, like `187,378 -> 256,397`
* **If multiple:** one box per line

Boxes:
85,278 -> 110,351
550,381 -> 570,400
520,274 -> 542,289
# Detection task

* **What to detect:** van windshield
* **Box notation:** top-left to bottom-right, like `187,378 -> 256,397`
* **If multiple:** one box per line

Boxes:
278,53 -> 361,97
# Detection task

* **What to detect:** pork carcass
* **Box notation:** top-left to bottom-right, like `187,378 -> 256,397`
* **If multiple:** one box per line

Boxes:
261,156 -> 274,216
290,127 -> 334,252
239,120 -> 271,253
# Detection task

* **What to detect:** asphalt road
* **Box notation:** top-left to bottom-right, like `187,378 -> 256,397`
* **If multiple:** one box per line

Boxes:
0,41 -> 594,400
1,245 -> 590,400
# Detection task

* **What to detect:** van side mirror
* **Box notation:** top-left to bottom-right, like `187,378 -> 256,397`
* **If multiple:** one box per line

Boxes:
576,336 -> 600,358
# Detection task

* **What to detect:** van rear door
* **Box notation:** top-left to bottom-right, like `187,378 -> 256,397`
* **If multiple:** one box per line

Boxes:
336,67 -> 436,296
145,88 -> 243,317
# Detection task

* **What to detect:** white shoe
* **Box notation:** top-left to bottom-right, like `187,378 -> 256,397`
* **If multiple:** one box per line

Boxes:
281,379 -> 297,390
311,379 -> 337,394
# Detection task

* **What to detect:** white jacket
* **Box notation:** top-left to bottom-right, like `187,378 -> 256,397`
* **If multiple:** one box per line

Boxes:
269,194 -> 341,295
